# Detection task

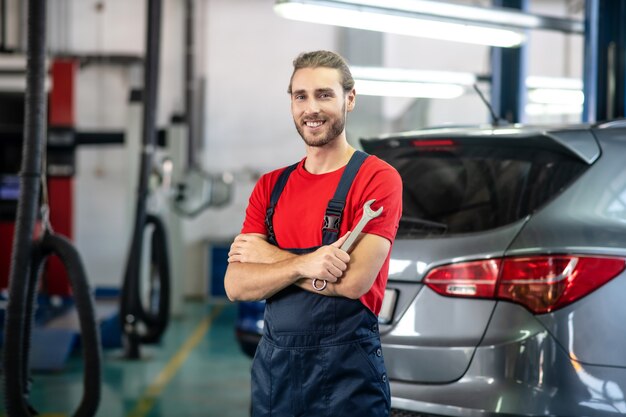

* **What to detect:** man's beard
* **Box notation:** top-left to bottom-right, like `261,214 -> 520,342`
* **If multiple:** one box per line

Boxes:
294,105 -> 346,147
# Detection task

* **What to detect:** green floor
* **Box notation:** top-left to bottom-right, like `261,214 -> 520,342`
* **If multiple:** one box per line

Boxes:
0,302 -> 252,417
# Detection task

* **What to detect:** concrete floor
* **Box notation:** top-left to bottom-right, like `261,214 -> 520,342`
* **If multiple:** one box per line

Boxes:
0,302 -> 252,417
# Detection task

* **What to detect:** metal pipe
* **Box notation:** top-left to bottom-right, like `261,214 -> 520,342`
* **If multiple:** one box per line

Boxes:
583,0 -> 599,123
184,0 -> 195,169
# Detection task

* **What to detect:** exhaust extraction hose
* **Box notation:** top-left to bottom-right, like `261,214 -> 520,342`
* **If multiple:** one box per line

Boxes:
3,0 -> 101,416
120,0 -> 170,358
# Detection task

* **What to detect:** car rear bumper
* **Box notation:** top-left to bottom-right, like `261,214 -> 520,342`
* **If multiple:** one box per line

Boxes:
388,327 -> 626,417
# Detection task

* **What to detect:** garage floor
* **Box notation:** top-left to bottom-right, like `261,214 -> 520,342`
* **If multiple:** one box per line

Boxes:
0,302 -> 252,417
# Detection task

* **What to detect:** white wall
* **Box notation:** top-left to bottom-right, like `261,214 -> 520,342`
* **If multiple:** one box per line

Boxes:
181,0 -> 339,295
61,0 -> 585,294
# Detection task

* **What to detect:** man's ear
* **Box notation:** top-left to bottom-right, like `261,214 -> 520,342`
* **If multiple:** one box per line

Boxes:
346,88 -> 356,112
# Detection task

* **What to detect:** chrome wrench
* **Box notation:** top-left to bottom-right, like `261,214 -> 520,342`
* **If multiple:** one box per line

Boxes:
312,199 -> 383,291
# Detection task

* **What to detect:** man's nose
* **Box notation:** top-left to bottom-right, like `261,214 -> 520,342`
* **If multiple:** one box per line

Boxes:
304,98 -> 320,113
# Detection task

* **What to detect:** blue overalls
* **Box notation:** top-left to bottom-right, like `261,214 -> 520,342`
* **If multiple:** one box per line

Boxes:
251,151 -> 391,417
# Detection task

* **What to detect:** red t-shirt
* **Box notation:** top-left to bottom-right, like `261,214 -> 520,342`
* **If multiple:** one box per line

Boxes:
241,154 -> 403,315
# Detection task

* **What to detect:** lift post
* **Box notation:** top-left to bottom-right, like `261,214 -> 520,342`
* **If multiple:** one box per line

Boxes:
490,0 -> 528,124
583,0 -> 626,122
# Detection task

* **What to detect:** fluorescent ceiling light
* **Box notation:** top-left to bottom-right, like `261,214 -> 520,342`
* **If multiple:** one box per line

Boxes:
349,66 -> 584,101
356,79 -> 464,98
351,66 -> 476,85
351,66 -> 472,98
528,89 -> 584,105
526,75 -> 583,90
526,103 -> 582,116
274,1 -> 526,47
336,0 -> 583,33
526,75 -> 584,106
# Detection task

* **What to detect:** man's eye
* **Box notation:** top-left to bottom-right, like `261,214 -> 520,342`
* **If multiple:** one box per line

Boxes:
295,95 -> 305,100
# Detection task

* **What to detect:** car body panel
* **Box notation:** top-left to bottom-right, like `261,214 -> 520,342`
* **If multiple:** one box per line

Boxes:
383,288 -> 495,382
546,128 -> 600,163
389,303 -> 626,417
382,220 -> 528,383
389,219 -> 528,283
507,131 -> 626,253
536,271 -> 626,368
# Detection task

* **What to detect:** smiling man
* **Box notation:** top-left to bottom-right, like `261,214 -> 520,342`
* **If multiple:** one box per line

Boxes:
224,50 -> 402,417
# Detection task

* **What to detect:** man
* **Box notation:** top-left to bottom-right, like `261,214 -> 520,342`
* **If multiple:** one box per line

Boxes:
224,50 -> 402,417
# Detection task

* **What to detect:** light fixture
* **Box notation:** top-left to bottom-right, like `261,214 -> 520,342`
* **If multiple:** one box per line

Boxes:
351,66 -> 475,99
349,66 -> 584,111
274,0 -> 583,48
526,75 -> 584,106
526,76 -> 583,90
356,79 -> 464,99
351,66 -> 476,86
526,103 -> 582,116
528,89 -> 584,105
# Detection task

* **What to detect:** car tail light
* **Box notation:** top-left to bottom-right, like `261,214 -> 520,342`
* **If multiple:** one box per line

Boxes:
424,259 -> 501,298
498,256 -> 626,314
424,255 -> 625,314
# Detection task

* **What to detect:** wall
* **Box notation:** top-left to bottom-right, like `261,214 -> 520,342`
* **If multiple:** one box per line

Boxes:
57,0 -> 585,295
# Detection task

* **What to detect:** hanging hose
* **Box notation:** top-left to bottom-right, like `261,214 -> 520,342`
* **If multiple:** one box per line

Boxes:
3,0 -> 101,416
126,214 -> 170,345
3,0 -> 48,414
120,0 -> 170,358
23,232 -> 102,417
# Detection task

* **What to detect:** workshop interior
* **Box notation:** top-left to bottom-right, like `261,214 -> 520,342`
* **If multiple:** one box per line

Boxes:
1,0 -> 626,416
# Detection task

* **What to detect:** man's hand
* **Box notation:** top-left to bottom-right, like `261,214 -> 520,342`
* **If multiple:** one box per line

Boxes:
295,232 -> 351,283
228,233 -> 288,264
295,233 -> 391,299
224,231 -> 352,301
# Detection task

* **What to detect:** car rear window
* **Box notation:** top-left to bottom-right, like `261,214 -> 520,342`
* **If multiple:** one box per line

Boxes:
372,137 -> 589,237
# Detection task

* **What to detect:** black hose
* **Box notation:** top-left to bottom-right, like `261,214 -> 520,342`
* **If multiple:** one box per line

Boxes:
138,214 -> 170,344
120,0 -> 169,358
26,232 -> 102,417
4,1 -> 101,416
3,0 -> 47,415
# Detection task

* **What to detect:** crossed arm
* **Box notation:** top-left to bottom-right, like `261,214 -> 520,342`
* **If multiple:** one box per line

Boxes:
223,232 -> 390,302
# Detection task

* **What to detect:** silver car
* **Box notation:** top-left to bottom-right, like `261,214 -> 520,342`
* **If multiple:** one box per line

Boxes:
361,121 -> 626,417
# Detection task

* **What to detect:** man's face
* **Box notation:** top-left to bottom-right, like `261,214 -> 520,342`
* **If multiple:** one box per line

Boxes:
290,67 -> 355,147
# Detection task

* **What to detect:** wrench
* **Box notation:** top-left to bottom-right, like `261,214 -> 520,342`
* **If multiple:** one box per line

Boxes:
312,199 -> 383,291
340,199 -> 383,251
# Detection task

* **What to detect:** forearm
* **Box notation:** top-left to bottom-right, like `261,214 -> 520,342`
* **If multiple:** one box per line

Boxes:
225,232 -> 352,301
294,273 -> 365,299
294,233 -> 389,299
224,258 -> 301,301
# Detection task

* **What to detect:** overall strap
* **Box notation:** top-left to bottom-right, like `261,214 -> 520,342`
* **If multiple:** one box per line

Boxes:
322,150 -> 369,245
265,162 -> 298,245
